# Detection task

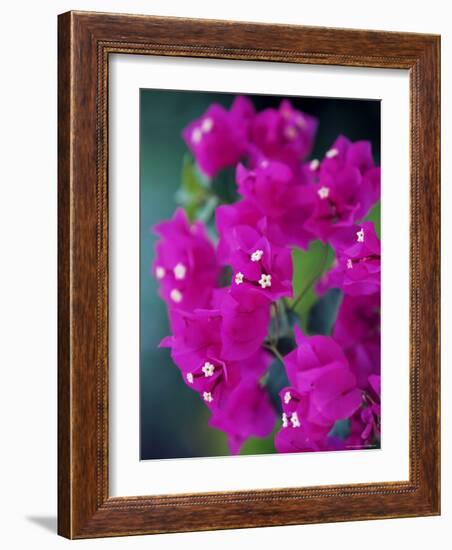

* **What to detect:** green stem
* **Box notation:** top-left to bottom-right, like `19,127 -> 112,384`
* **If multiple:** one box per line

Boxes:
290,244 -> 329,312
362,390 -> 378,407
272,302 -> 280,344
264,343 -> 286,365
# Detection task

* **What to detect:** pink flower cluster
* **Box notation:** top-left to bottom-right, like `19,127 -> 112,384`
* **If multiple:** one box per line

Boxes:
155,209 -> 276,454
152,96 -> 381,455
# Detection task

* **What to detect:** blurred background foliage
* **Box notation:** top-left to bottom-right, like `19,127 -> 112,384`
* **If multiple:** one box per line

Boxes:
140,89 -> 380,460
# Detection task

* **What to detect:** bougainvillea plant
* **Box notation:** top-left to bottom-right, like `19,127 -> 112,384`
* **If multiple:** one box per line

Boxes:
152,96 -> 381,455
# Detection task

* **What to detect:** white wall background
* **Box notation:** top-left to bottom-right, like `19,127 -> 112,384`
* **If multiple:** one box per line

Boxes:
0,1 -> 449,548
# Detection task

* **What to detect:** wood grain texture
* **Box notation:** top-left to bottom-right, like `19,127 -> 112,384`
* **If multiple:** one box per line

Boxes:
57,10 -> 440,539
57,10 -> 72,538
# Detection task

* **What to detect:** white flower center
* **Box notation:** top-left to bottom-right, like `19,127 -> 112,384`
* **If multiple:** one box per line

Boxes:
155,266 -> 165,279
284,391 -> 292,404
281,108 -> 291,120
203,391 -> 213,403
202,362 -> 215,377
347,258 -> 353,269
296,114 -> 306,128
317,186 -> 330,199
356,228 -> 365,242
282,413 -> 289,428
284,125 -> 297,140
201,117 -> 214,133
235,272 -> 244,285
290,412 -> 301,428
258,274 -> 272,289
310,159 -> 320,171
173,263 -> 187,280
251,249 -> 264,262
326,148 -> 339,158
192,127 -> 203,143
170,289 -> 183,303
186,372 -> 194,384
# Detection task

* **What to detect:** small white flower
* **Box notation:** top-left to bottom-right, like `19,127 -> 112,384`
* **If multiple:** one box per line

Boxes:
284,391 -> 292,404
186,372 -> 194,384
282,413 -> 289,428
235,272 -> 244,285
258,274 -> 272,289
173,262 -> 187,280
284,125 -> 297,140
290,412 -> 301,428
203,391 -> 213,403
317,186 -> 330,200
251,249 -> 264,262
326,148 -> 339,158
356,228 -> 365,243
347,258 -> 353,269
310,159 -> 320,171
202,362 -> 215,377
155,266 -> 165,279
201,117 -> 214,133
201,117 -> 213,134
192,127 -> 203,143
170,289 -> 183,303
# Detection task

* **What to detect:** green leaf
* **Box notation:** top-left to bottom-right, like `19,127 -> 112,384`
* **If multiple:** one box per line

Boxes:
365,200 -> 381,239
182,153 -> 208,193
197,195 -> 219,223
176,154 -> 208,221
240,425 -> 278,455
289,242 -> 334,328
307,288 -> 342,336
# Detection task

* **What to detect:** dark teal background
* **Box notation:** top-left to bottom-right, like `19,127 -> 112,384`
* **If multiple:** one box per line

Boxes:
140,89 -> 380,460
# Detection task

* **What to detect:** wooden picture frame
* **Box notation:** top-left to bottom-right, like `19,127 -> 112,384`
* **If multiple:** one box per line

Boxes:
58,10 -> 440,538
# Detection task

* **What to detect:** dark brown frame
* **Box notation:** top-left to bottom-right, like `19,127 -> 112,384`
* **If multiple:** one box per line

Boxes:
58,10 -> 440,539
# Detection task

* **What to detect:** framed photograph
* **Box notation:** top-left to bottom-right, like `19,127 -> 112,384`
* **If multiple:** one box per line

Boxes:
58,11 -> 440,538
